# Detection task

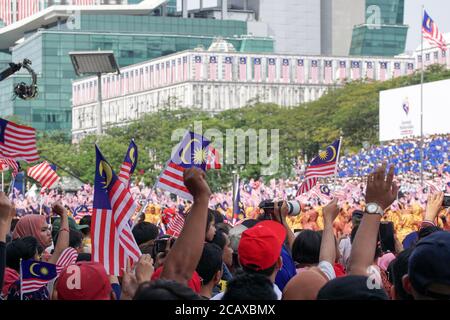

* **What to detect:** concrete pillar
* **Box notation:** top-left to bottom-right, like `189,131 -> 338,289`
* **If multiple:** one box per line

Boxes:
182,0 -> 188,18
221,0 -> 228,20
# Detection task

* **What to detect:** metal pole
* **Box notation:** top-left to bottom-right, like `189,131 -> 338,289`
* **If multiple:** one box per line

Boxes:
97,73 -> 103,135
420,6 -> 424,187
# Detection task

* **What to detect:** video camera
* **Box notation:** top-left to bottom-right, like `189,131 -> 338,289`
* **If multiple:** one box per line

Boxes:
258,200 -> 301,220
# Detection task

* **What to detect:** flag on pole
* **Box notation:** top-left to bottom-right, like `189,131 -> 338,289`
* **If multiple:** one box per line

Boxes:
55,247 -> 78,273
268,58 -> 276,82
239,57 -> 247,81
393,62 -> 401,78
281,58 -> 290,83
422,10 -> 447,50
311,60 -> 319,84
194,55 -> 202,81
155,131 -> 211,201
183,56 -> 188,81
351,61 -> 361,80
20,260 -> 58,295
166,211 -> 185,237
27,161 -> 60,189
324,60 -> 332,84
407,62 -> 415,75
209,56 -> 218,81
0,118 -> 39,163
297,139 -> 341,196
254,57 -> 262,82
0,158 -> 20,177
296,59 -> 305,84
441,50 -> 447,65
224,56 -> 233,81
91,145 -> 141,276
339,61 -> 346,82
379,62 -> 387,81
309,184 -> 333,203
177,58 -> 182,82
232,175 -> 244,225
118,139 -> 138,186
366,61 -> 374,79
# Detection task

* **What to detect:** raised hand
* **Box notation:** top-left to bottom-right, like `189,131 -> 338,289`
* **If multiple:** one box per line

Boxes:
0,192 -> 13,223
323,198 -> 339,226
183,167 -> 211,201
52,201 -> 67,217
365,163 -> 399,210
135,254 -> 154,284
425,192 -> 444,222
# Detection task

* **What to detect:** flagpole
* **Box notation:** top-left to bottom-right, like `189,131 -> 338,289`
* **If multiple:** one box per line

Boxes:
1,171 -> 4,193
334,136 -> 343,188
20,258 -> 23,301
420,5 -> 425,187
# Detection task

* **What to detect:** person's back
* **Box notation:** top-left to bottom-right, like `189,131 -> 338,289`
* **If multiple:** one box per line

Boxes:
222,272 -> 277,300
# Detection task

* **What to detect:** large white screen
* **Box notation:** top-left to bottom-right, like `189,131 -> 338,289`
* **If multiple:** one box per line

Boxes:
379,79 -> 450,141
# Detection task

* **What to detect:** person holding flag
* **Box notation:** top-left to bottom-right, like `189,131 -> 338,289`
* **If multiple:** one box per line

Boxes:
119,139 -> 138,187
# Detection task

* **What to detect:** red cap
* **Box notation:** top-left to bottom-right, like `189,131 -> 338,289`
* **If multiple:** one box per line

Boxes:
151,266 -> 201,293
56,262 -> 112,300
238,220 -> 286,271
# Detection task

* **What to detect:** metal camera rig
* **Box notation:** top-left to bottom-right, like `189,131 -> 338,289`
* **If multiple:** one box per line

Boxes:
0,59 -> 38,100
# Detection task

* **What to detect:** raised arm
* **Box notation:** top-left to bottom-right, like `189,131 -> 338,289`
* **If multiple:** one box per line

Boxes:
319,198 -> 339,265
0,192 -> 13,291
48,202 -> 69,264
273,201 -> 296,251
161,167 -> 211,285
423,192 -> 444,227
348,164 -> 398,276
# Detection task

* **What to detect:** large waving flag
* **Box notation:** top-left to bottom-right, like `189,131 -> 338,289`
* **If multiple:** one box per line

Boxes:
155,131 -> 211,201
20,260 -> 58,295
0,158 -> 20,177
119,139 -> 138,186
297,139 -> 341,196
0,118 -> 39,163
422,10 -> 447,50
27,161 -> 60,189
91,145 -> 141,276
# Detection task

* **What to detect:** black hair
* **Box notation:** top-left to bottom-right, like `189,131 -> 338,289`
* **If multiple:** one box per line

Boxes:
292,230 -> 322,265
215,222 -> 231,235
132,222 -> 159,246
222,272 -> 277,300
241,219 -> 259,229
206,210 -> 215,233
418,225 -> 441,240
196,243 -> 223,285
391,248 -> 414,300
79,216 -> 91,236
242,262 -> 277,278
76,253 -> 92,262
6,237 -> 39,272
210,209 -> 224,224
133,280 -> 202,300
53,230 -> 83,249
211,230 -> 227,250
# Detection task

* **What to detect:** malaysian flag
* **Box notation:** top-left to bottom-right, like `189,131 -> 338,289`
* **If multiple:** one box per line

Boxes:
171,60 -> 176,84
309,184 -> 333,203
254,57 -> 262,82
224,56 -> 233,81
160,63 -> 165,86
139,68 -> 144,90
296,59 -> 305,84
20,259 -> 58,295
311,60 -> 319,84
177,58 -> 182,82
232,175 -> 244,225
281,58 -> 290,83
55,247 -> 78,273
0,118 -> 39,163
205,146 -> 221,170
73,205 -> 92,223
209,56 -> 218,81
425,53 -> 431,66
183,56 -> 188,81
339,61 -> 346,82
166,61 -> 171,85
166,211 -> 185,238
297,139 -> 341,195
155,64 -> 160,87
27,161 -> 60,189
239,57 -> 247,81
351,61 -> 361,80
149,65 -> 154,88
324,60 -> 333,84
91,145 -> 141,276
422,10 -> 447,50
268,58 -> 276,82
407,63 -> 415,75
379,62 -> 387,81
0,158 -> 20,177
119,139 -> 138,186
393,62 -> 401,78
194,56 -> 202,81
441,50 -> 447,65
155,131 -> 211,201
366,61 -> 374,79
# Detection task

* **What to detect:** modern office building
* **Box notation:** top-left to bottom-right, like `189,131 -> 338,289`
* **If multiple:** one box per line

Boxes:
71,44 -> 414,141
0,2 -> 273,132
349,0 -> 408,56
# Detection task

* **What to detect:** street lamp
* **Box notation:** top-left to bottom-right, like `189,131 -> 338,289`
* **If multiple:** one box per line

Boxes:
69,51 -> 120,135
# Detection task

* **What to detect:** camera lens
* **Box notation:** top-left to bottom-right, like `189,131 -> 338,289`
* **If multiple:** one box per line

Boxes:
287,201 -> 301,216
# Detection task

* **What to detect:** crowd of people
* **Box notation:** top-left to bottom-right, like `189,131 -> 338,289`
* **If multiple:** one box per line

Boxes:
0,160 -> 449,301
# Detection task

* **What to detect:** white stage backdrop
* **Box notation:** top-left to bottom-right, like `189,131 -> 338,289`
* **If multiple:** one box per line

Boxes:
379,79 -> 450,141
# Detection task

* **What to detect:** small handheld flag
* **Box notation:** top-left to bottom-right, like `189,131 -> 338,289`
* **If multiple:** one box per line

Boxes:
20,259 -> 58,295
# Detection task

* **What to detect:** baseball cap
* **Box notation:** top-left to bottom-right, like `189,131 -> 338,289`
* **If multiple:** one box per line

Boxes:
317,275 -> 388,300
53,216 -> 89,232
408,231 -> 450,298
151,266 -> 201,293
56,261 -> 112,300
238,220 -> 286,271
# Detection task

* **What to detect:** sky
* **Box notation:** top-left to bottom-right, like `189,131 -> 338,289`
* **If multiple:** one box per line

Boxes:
404,0 -> 450,52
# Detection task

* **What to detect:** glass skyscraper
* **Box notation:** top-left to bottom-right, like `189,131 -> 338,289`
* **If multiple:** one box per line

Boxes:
349,0 -> 408,56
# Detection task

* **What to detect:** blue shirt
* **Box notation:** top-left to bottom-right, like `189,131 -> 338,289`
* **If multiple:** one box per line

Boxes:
275,245 -> 296,292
